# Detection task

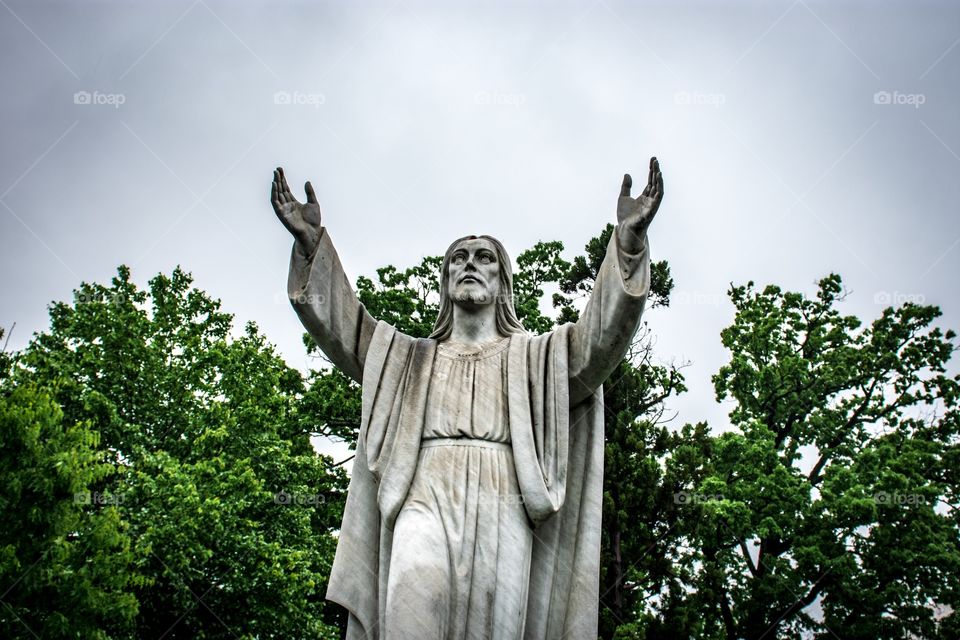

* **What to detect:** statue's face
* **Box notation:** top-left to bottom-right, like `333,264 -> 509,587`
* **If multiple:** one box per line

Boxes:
448,238 -> 501,307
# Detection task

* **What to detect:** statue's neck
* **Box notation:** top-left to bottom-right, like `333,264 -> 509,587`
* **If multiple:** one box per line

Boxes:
449,304 -> 501,345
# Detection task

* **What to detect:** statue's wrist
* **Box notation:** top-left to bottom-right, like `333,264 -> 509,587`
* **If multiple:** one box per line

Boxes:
616,223 -> 648,255
294,229 -> 322,261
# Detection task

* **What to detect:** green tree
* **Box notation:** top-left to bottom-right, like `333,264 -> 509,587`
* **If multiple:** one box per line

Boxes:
546,225 -> 688,639
452,237 -> 960,640
7,269 -> 347,638
355,256 -> 443,338
0,379 -> 138,638
19,238 -> 953,639
672,274 -> 960,639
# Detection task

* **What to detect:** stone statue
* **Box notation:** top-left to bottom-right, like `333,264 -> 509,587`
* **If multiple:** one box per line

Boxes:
271,158 -> 663,639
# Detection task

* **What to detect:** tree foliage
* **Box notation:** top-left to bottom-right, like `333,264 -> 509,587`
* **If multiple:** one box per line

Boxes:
667,275 -> 960,639
3,269 -> 347,638
0,381 -> 138,638
5,235 -> 959,639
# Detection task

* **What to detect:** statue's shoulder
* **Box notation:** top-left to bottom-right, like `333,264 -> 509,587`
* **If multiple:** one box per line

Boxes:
510,325 -> 574,358
361,323 -> 436,390
364,321 -> 420,370
533,322 -> 575,342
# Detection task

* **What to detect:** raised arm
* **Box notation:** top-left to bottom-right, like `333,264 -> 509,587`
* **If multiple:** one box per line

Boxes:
568,158 -> 663,405
272,167 -> 376,382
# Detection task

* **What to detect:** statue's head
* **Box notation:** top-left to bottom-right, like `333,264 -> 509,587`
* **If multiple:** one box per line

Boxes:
429,235 -> 527,341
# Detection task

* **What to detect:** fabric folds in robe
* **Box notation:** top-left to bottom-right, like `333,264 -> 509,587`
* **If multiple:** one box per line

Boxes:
326,321 -> 606,640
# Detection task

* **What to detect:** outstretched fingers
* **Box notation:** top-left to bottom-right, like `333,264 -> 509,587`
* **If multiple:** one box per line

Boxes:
652,158 -> 663,200
281,168 -> 290,201
305,181 -> 317,205
626,157 -> 662,199
273,169 -> 292,208
279,167 -> 296,204
273,168 -> 284,205
271,173 -> 281,209
646,157 -> 662,198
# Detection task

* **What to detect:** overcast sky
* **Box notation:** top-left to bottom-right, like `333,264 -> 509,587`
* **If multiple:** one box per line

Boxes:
2,0 -> 959,441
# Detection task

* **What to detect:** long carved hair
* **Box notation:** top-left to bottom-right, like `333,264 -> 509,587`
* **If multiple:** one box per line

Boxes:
429,235 -> 527,341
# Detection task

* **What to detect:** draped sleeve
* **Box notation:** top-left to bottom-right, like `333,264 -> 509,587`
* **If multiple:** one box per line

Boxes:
567,227 -> 651,406
287,228 -> 378,382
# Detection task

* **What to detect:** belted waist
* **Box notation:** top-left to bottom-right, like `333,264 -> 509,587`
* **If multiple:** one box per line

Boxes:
420,437 -> 511,452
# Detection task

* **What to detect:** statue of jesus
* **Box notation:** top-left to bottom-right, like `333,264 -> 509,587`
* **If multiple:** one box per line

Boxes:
271,158 -> 663,639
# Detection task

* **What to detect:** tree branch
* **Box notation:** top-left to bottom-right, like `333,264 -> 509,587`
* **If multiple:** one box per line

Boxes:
766,568 -> 831,632
739,538 -> 759,578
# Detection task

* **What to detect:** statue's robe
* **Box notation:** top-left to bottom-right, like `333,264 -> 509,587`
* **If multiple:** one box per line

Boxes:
288,227 -> 650,639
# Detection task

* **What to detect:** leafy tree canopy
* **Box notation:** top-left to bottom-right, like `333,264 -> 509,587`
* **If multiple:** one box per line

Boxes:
4,268 -> 347,638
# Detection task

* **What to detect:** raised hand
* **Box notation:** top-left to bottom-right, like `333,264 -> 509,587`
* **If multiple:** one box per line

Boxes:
617,157 -> 663,252
271,167 -> 322,256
